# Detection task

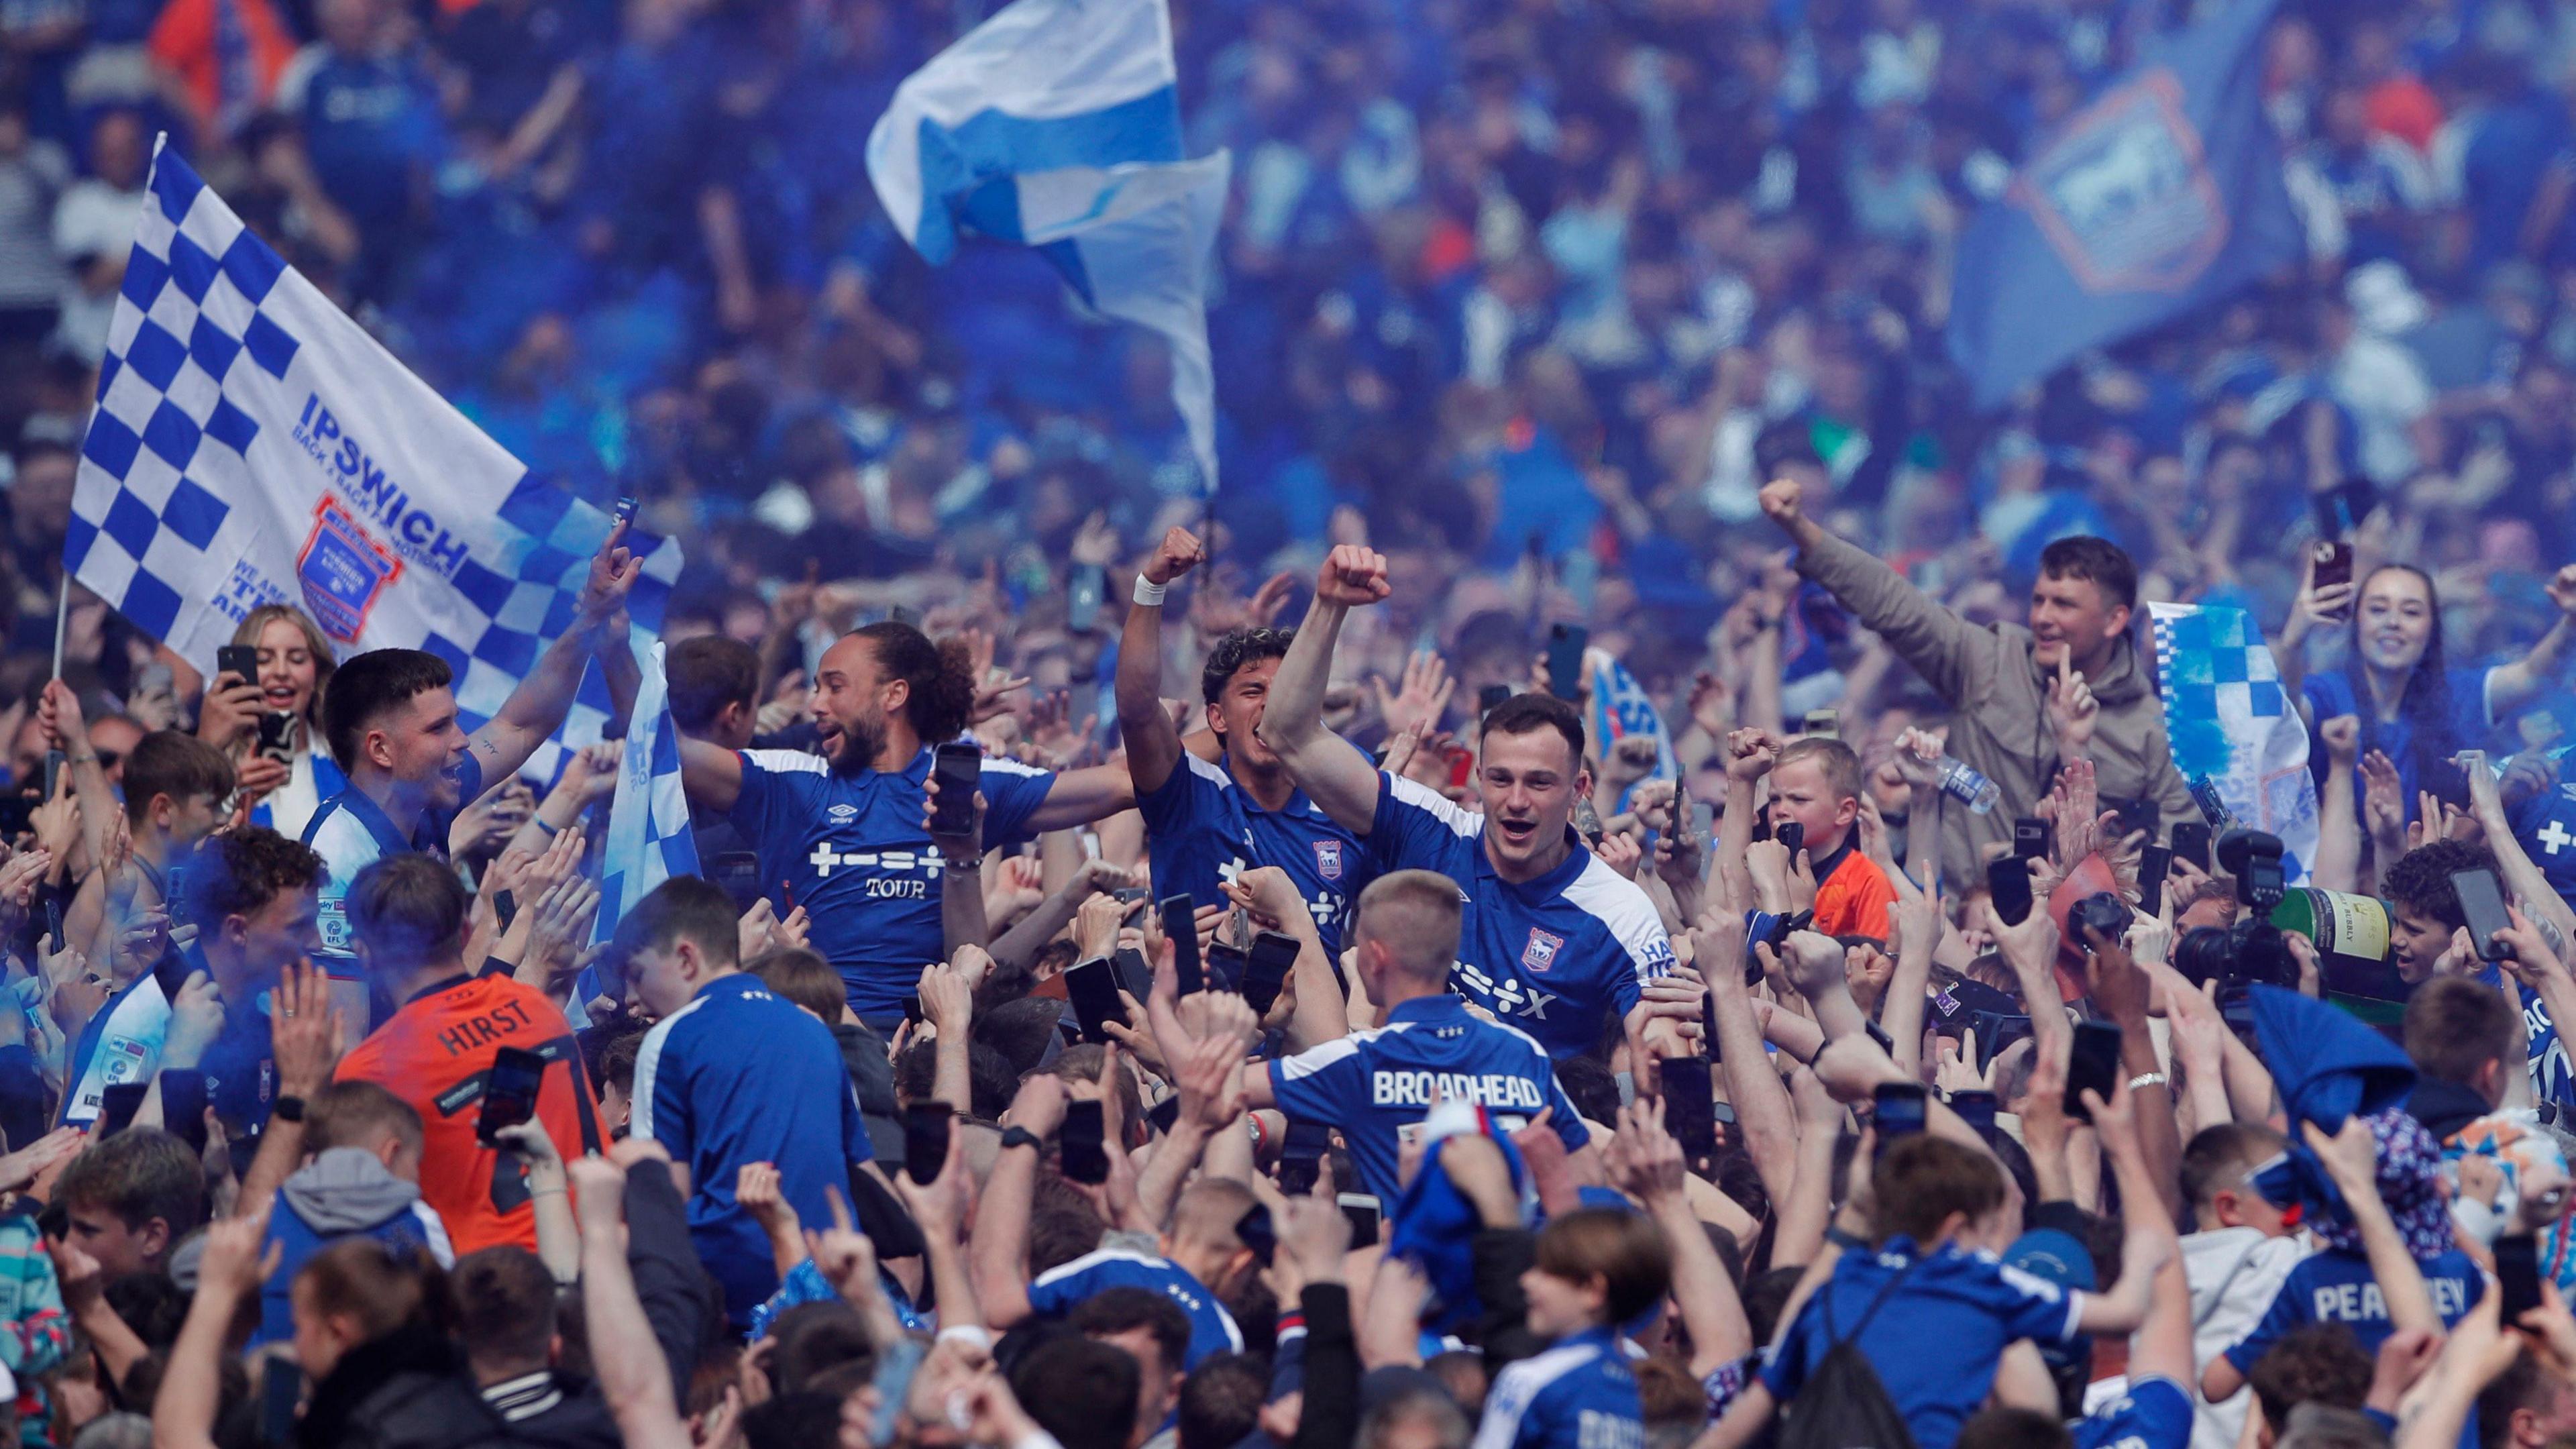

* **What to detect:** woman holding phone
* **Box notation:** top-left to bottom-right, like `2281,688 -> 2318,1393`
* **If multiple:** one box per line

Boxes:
196,603 -> 343,838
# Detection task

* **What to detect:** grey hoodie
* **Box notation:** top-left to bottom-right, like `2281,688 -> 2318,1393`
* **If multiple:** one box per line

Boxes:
284,1147 -> 439,1235
2182,1226 -> 2308,1449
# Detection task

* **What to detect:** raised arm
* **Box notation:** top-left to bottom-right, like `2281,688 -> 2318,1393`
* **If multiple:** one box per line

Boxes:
1118,529 -> 1204,797
677,735 -> 745,816
1022,763 -> 1139,834
1253,547 -> 1392,837
971,1072 -> 1068,1329
568,1155 -> 692,1449
2486,566 -> 2576,718
470,523 -> 641,785
1761,480 -> 1992,705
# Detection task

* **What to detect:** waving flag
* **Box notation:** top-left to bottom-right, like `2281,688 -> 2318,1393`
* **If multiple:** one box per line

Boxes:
1582,651 -> 1676,803
66,140 -> 680,781
865,0 -> 1226,490
2150,602 -> 2320,880
594,639 -> 698,947
1947,0 -> 2302,409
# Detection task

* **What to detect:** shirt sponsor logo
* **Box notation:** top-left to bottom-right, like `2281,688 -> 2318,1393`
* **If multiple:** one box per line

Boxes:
828,804 -> 858,822
1312,839 -> 1344,881
1522,928 -> 1563,974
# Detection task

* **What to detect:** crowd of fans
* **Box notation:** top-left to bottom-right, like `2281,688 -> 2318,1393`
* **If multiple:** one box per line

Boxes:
5,0 -> 2576,1446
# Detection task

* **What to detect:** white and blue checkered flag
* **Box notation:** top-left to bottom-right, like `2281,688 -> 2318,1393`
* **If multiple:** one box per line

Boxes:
2150,602 -> 2320,881
66,138 -> 682,781
593,639 -> 698,947
866,0 -> 1226,491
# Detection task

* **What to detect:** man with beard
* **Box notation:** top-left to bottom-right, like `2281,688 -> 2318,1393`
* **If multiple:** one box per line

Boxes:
304,522 -> 643,965
1255,547 -> 1687,1060
1118,525 -> 1373,959
678,620 -> 1134,1024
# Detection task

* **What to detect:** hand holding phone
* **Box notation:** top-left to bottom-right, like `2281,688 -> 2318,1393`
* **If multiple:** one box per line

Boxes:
2452,868 -> 2517,962
477,1046 -> 547,1144
1060,1099 -> 1110,1185
2063,1020 -> 2123,1123
904,1100 -> 952,1185
1066,957 -> 1125,1044
1160,894 -> 1203,995
929,743 -> 981,842
1986,855 -> 2034,926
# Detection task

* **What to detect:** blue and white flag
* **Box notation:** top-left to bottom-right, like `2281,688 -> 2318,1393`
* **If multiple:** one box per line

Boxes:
1582,651 -> 1676,801
1946,0 -> 2302,409
2150,602 -> 2320,881
66,140 -> 681,782
593,639 -> 698,948
865,0 -> 1226,490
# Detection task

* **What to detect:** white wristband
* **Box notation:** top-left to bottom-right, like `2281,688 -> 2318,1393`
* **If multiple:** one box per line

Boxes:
1132,576 -> 1167,606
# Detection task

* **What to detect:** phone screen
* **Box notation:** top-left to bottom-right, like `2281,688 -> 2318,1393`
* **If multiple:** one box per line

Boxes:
161,1070 -> 209,1157
2063,1020 -> 2123,1123
1546,624 -> 1588,701
477,1046 -> 547,1144
2452,869 -> 2516,961
2171,822 -> 2211,873
1243,932 -> 1298,1016
904,1100 -> 952,1185
260,1361 -> 305,1448
1986,855 -> 2034,926
2499,1232 -> 2544,1320
1160,895 -> 1203,995
1112,947 -> 1155,1001
1204,941 -> 1248,996
99,1082 -> 146,1138
1872,1082 -> 1927,1142
1277,1119 -> 1330,1195
1066,957 -> 1124,1044
2138,845 -> 2173,919
1661,1057 -> 1718,1167
1949,1089 -> 1998,1134
1060,1099 -> 1110,1185
930,743 -> 981,840
1338,1193 -> 1381,1246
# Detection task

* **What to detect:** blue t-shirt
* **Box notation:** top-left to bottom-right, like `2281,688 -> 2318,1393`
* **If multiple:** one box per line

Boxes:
2074,1377 -> 2193,1449
1027,1248 -> 1242,1368
284,50 -> 446,228
1138,752 -> 1371,959
2304,667 -> 2495,820
1762,1237 -> 2084,1449
727,746 -> 1055,1016
2508,747 -> 2576,908
1471,1325 -> 1641,1449
2224,1245 -> 2483,1372
303,753 -> 484,961
1364,774 -> 1674,1058
634,972 -> 875,1327
1269,995 -> 1587,1204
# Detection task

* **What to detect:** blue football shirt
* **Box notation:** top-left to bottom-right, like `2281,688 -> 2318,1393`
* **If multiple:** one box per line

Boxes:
2304,666 -> 2496,818
303,752 -> 483,961
633,972 -> 875,1327
2508,748 -> 2576,909
1138,752 -> 1372,959
1026,1247 -> 1242,1368
1269,995 -> 1587,1204
1470,1324 -> 1642,1449
2223,1244 -> 2482,1371
727,745 -> 1055,1016
2074,1377 -> 2193,1449
1364,773 -> 1675,1057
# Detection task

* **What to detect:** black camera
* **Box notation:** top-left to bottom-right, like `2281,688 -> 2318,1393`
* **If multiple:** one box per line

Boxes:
2215,828 -> 2286,911
2173,829 -> 2293,992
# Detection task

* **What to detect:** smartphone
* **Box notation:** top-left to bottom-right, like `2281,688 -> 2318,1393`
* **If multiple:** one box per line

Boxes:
904,1099 -> 951,1185
1338,1192 -> 1381,1246
1802,708 -> 1841,740
900,994 -> 924,1025
1277,1119 -> 1330,1195
1068,563 -> 1108,635
254,711 -> 297,767
1204,940 -> 1248,996
260,1361 -> 304,1448
929,742 -> 981,841
2138,844 -> 2173,919
1546,623 -> 1588,701
1112,945 -> 1155,1002
2310,539 -> 2355,608
217,644 -> 260,687
2498,1232 -> 2544,1321
1872,1081 -> 1927,1143
1478,683 -> 1512,718
1160,894 -> 1203,996
1065,957 -> 1125,1044
1243,931 -> 1298,1016
2012,816 -> 2050,860
1236,1203 -> 1277,1267
43,898 -> 63,954
1661,1057 -> 1719,1166
160,1069 -> 209,1156
2189,777 -> 2233,828
478,1046 -> 547,1144
1986,855 -> 2034,926
613,496 -> 640,525
2171,821 -> 2211,874
98,1082 -> 146,1138
1059,1099 -> 1109,1185
2063,1020 -> 2124,1124
1969,1011 -> 2034,1073
1949,1089 -> 1999,1134
1773,820 -> 1805,865
492,889 -> 519,932
2452,868 -> 2517,962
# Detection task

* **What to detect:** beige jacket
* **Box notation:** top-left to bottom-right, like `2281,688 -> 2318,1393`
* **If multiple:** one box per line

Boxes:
1796,529 -> 2196,889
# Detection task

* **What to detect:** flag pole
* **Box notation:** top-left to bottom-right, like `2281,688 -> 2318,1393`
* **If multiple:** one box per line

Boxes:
50,575 -> 68,681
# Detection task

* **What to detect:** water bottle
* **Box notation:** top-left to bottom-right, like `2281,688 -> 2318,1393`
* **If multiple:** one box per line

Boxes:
1935,754 -> 2002,814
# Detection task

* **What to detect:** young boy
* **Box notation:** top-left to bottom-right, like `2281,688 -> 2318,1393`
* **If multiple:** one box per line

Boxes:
1706,1132 -> 2165,1449
254,1081 -> 454,1344
2178,1124 -> 2304,1449
1476,1206 -> 1672,1449
1764,737 -> 1898,941
2385,839 -> 2573,1108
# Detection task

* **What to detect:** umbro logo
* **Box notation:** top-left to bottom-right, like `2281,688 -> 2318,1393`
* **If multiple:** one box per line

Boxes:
828,804 -> 858,822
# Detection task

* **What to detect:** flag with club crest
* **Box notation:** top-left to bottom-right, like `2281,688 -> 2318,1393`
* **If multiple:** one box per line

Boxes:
2150,601 -> 2320,880
865,0 -> 1227,492
65,138 -> 682,784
